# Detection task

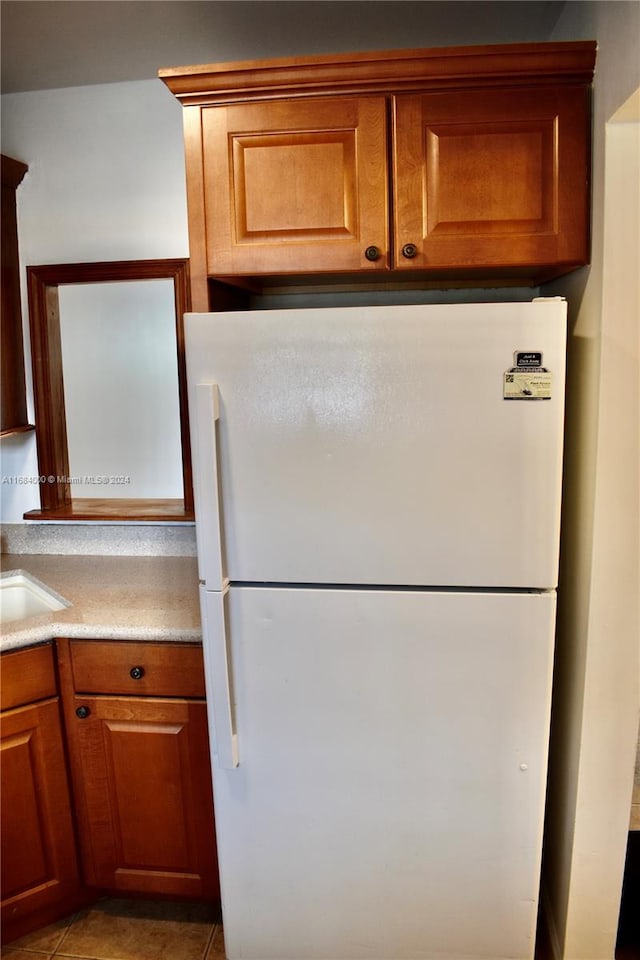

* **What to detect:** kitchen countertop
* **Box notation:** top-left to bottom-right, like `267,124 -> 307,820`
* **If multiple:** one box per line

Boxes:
0,554 -> 202,652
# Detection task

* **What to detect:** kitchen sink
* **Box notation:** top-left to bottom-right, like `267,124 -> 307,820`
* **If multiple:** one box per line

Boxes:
0,572 -> 70,624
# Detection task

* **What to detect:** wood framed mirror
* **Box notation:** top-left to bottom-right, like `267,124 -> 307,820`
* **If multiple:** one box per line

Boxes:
25,259 -> 194,521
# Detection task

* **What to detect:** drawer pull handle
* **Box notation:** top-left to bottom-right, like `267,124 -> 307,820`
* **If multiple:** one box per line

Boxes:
129,666 -> 145,680
76,705 -> 90,719
401,243 -> 418,259
364,245 -> 380,261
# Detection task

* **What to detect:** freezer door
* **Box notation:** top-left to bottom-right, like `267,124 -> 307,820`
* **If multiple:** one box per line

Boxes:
206,586 -> 556,960
187,301 -> 566,589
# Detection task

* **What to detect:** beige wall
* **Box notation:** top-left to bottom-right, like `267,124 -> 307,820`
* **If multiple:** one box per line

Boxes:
542,2 -> 640,957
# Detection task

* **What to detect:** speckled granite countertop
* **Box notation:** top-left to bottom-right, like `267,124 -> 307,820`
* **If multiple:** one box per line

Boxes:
0,555 -> 202,652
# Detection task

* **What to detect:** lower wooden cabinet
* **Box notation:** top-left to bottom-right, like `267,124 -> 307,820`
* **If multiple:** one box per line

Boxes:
1,639 -> 220,945
56,639 -> 220,902
0,645 -> 83,941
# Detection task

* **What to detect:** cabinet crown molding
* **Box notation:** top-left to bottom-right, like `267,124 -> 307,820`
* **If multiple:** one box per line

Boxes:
159,41 -> 597,105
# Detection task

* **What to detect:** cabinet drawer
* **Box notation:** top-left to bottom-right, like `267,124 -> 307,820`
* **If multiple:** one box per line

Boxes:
67,641 -> 206,699
1,644 -> 57,711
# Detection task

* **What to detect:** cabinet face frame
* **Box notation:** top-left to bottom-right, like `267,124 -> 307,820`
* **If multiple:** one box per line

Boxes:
25,259 -> 194,521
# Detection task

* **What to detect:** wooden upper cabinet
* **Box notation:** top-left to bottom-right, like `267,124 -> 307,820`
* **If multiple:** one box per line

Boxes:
199,97 -> 388,277
160,42 -> 596,301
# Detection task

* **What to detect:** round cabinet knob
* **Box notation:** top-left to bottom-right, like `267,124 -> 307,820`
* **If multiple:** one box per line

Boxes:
129,666 -> 145,680
364,245 -> 381,262
401,243 -> 418,260
76,705 -> 90,719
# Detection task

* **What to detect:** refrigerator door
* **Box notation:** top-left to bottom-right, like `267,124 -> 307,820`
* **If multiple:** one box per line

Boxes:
204,585 -> 556,960
187,301 -> 566,590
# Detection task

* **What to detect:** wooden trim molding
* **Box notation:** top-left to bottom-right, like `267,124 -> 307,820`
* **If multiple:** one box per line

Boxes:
1,154 -> 28,189
159,41 -> 597,106
1,154 -> 34,436
25,259 -> 194,521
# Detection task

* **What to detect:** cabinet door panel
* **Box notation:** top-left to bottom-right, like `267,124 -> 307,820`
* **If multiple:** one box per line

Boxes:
0,699 -> 79,924
393,86 -> 589,271
105,719 -> 193,874
201,96 -> 388,275
70,696 -> 219,899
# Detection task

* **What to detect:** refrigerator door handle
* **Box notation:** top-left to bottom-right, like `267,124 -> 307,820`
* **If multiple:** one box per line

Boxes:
201,585 -> 239,769
195,383 -> 226,591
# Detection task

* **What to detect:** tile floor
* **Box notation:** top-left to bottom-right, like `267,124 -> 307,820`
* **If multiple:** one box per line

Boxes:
1,898 -> 225,960
4,898 -> 638,960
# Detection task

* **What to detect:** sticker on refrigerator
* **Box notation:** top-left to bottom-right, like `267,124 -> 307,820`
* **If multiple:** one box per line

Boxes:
504,351 -> 552,400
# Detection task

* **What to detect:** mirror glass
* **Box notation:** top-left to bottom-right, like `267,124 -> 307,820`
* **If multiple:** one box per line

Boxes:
57,279 -> 183,499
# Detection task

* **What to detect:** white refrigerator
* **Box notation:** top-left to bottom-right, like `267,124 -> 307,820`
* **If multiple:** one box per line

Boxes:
186,299 -> 566,960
